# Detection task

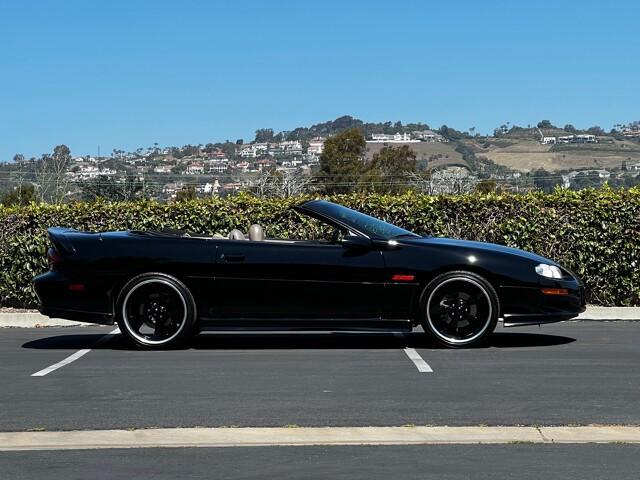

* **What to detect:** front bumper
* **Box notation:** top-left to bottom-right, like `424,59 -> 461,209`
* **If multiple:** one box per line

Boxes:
499,281 -> 586,327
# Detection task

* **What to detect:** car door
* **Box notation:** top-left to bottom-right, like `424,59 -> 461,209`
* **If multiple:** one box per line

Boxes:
209,239 -> 386,325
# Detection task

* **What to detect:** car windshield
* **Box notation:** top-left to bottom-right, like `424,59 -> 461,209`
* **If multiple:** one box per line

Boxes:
303,201 -> 419,240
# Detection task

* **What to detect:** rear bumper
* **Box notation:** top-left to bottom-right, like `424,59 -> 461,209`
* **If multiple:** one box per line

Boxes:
33,270 -> 113,324
39,307 -> 114,325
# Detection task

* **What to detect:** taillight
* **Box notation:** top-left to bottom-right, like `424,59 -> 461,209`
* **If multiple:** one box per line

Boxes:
47,247 -> 62,269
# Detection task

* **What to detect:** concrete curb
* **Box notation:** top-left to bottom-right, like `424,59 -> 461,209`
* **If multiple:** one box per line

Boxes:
0,312 -> 102,328
1,426 -> 640,451
576,307 -> 640,321
0,306 -> 639,328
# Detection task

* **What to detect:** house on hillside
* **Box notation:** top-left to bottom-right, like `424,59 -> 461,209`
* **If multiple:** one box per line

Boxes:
197,181 -> 220,195
562,169 -> 610,188
558,134 -> 598,144
412,130 -> 445,142
208,162 -> 228,173
185,163 -> 205,175
238,143 -> 269,158
307,137 -> 325,155
254,159 -> 275,171
369,132 -> 419,143
280,140 -> 303,154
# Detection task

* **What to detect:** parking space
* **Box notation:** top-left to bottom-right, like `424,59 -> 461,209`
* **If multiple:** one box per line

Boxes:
1,322 -> 639,432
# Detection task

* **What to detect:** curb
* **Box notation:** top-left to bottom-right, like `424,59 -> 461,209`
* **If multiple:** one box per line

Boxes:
576,306 -> 640,321
0,312 -> 102,328
1,425 -> 640,451
0,306 -> 639,328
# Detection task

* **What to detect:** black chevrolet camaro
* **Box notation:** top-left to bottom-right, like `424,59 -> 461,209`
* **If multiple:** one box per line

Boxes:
33,200 -> 585,349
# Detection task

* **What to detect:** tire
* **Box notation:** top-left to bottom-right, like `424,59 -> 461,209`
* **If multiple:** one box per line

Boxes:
419,271 -> 499,348
116,273 -> 197,349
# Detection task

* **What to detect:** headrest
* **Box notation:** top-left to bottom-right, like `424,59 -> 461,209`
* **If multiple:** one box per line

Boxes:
228,229 -> 245,241
248,224 -> 265,241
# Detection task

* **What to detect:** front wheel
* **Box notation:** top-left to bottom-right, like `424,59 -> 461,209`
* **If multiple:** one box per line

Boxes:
420,271 -> 499,348
116,273 -> 197,349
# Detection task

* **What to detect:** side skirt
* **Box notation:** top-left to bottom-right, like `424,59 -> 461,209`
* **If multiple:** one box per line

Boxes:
198,317 -> 413,332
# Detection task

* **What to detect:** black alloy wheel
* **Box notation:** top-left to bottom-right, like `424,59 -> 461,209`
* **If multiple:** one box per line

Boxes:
421,271 -> 499,348
116,273 -> 196,349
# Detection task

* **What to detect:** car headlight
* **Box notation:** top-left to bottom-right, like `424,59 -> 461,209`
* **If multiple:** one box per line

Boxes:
535,263 -> 563,279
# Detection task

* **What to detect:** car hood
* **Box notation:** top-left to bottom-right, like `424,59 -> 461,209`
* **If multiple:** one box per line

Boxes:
405,236 -> 557,265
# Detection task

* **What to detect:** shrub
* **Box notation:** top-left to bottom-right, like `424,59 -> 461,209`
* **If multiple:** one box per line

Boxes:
1,188 -> 638,308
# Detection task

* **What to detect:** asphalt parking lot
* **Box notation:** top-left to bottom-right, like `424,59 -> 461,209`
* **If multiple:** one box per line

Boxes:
3,444 -> 640,480
1,321 -> 639,432
2,322 -> 640,478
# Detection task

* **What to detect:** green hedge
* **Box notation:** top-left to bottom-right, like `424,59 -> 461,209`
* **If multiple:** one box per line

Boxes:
1,188 -> 639,308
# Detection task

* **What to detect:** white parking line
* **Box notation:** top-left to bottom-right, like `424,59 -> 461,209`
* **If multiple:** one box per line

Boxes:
31,327 -> 120,377
393,333 -> 433,373
403,348 -> 433,373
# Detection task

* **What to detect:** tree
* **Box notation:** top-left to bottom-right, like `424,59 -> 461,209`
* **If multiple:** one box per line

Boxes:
81,176 -> 142,202
51,145 -> 71,203
439,125 -> 466,140
0,184 -> 37,206
363,145 -> 417,193
532,168 -> 562,193
586,126 -> 605,136
475,180 -> 497,193
270,170 -> 312,198
254,128 -> 274,143
537,120 -> 555,129
316,128 -> 366,193
35,145 -> 71,203
175,185 -> 197,201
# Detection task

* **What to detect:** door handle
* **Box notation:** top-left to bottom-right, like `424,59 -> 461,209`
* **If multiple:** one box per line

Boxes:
222,253 -> 245,262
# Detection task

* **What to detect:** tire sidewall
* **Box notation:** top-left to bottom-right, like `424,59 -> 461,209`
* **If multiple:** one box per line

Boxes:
419,271 -> 499,348
116,272 -> 197,349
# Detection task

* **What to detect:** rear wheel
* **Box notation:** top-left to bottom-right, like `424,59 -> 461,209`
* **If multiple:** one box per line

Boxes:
420,271 -> 499,348
116,273 -> 196,349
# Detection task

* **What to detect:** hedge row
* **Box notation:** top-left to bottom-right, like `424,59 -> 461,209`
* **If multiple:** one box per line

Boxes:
1,188 -> 638,308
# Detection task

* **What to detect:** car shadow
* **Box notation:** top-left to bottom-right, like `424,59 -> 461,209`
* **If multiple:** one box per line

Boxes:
22,331 -> 575,351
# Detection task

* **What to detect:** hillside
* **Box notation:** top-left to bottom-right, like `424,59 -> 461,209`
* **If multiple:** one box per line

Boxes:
365,142 -> 465,168
476,138 -> 640,171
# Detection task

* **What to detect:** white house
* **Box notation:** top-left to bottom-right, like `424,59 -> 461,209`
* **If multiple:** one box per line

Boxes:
208,163 -> 228,173
412,130 -> 445,142
307,137 -> 325,154
558,135 -> 598,144
369,132 -> 419,143
238,143 -> 269,158
186,163 -> 205,175
197,181 -> 220,195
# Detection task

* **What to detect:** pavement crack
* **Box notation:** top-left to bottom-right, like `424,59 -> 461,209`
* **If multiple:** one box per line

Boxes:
535,426 -> 551,443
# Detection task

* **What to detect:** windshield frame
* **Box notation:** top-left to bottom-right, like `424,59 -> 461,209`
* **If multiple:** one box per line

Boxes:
295,200 -> 419,240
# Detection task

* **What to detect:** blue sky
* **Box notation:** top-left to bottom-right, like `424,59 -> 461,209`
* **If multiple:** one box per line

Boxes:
0,0 -> 638,160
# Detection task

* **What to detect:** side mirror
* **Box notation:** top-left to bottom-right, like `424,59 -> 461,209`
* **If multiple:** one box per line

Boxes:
341,235 -> 372,250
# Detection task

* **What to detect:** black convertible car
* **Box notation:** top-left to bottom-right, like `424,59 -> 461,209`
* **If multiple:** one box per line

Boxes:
33,200 -> 585,349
